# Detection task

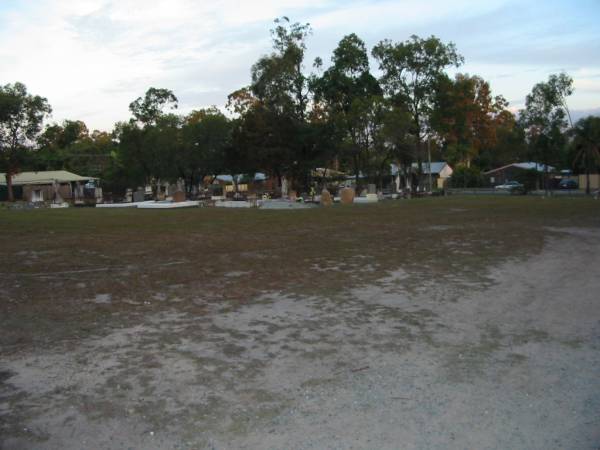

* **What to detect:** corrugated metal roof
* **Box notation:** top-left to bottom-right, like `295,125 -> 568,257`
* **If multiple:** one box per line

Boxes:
484,162 -> 555,175
391,162 -> 450,176
0,170 -> 97,186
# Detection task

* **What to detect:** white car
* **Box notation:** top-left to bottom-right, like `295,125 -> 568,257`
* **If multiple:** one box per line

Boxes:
494,181 -> 523,191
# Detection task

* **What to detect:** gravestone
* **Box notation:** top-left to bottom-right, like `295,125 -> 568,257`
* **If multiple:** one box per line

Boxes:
321,189 -> 333,206
288,190 -> 297,201
133,190 -> 145,202
368,183 -> 377,194
125,188 -> 133,203
340,187 -> 355,204
281,176 -> 288,197
172,191 -> 186,202
167,184 -> 177,196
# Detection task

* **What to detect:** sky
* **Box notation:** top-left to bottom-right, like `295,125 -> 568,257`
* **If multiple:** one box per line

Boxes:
1,0 -> 599,131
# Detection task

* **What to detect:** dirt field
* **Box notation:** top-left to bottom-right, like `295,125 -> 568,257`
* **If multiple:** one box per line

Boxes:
1,197 -> 599,449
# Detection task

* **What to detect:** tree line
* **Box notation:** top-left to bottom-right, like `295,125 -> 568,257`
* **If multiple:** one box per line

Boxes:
2,17 -> 599,201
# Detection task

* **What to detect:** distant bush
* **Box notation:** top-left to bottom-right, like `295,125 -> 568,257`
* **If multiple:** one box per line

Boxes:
449,166 -> 484,188
513,169 -> 539,191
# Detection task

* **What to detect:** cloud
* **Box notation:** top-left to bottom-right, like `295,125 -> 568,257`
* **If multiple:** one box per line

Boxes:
0,0 -> 599,130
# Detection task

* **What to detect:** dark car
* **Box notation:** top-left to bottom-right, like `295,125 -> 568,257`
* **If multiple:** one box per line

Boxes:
559,179 -> 578,190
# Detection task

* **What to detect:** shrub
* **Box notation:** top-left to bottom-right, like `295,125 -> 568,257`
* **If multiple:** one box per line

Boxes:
449,166 -> 483,188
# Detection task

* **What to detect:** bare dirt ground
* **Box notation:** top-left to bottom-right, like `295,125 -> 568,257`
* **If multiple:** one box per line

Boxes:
1,198 -> 599,449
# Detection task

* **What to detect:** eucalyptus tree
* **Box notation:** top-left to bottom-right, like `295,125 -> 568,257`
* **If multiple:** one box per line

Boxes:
312,33 -> 383,184
235,17 -> 317,189
35,120 -> 91,171
372,35 -> 463,190
115,87 -> 180,197
251,17 -> 312,121
519,73 -> 573,193
129,87 -> 178,126
179,108 -> 231,193
431,73 -> 513,167
0,82 -> 52,201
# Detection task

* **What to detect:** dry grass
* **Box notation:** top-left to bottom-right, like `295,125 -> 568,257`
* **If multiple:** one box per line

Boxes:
2,196 -> 600,449
1,196 -> 599,352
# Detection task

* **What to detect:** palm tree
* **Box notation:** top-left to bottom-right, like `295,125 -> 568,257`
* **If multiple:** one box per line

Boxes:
570,116 -> 600,194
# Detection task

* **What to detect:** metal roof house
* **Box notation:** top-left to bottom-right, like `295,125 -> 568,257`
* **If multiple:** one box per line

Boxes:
0,170 -> 101,203
483,162 -> 556,187
391,162 -> 454,190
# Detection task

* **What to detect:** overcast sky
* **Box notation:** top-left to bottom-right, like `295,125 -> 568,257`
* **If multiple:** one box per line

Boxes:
1,0 -> 599,131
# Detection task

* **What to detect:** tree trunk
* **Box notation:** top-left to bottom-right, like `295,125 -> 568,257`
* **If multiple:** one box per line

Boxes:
585,164 -> 591,195
7,172 -> 14,202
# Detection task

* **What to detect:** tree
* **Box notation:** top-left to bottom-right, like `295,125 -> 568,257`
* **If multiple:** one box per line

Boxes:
476,117 -> 527,171
120,113 -> 181,198
243,17 -> 317,190
376,102 -> 414,189
129,87 -> 178,126
519,73 -> 573,193
35,120 -> 95,172
569,116 -> 600,194
251,17 -> 312,121
431,74 -> 513,167
449,165 -> 483,188
179,108 -> 231,193
231,103 -> 294,188
312,33 -> 383,185
114,88 -> 181,198
0,82 -> 52,201
372,35 -> 463,190
77,130 -> 116,177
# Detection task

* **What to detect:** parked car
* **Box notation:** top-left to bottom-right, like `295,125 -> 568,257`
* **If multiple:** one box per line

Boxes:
559,179 -> 578,190
494,181 -> 524,191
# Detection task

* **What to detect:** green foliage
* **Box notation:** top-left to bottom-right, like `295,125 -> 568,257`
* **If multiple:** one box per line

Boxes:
431,73 -> 513,167
179,108 -> 231,190
312,33 -> 384,183
519,73 -> 573,172
512,169 -> 539,191
251,17 -> 311,120
372,35 -> 463,189
114,113 -> 181,195
34,121 -> 115,177
476,121 -> 527,171
568,115 -> 600,193
239,17 -> 322,189
372,35 -> 463,123
129,87 -> 178,126
0,82 -> 52,200
449,165 -> 483,188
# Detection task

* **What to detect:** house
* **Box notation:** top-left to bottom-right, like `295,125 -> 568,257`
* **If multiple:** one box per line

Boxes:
391,162 -> 453,190
484,162 -> 555,188
0,170 -> 102,203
